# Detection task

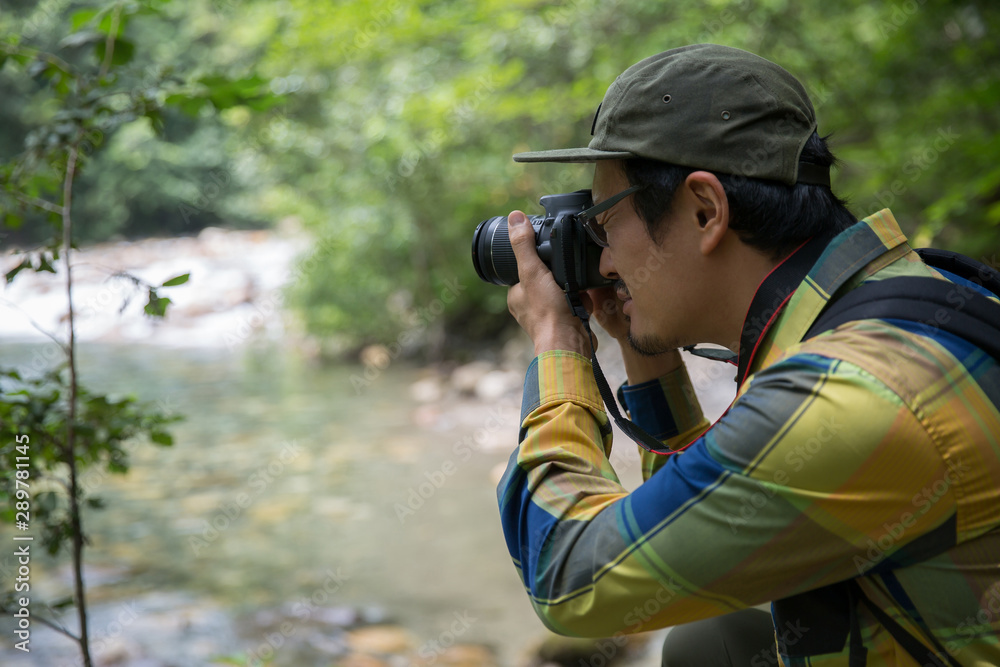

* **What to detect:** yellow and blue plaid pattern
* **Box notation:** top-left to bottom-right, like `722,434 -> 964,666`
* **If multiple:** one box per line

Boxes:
497,210 -> 1000,665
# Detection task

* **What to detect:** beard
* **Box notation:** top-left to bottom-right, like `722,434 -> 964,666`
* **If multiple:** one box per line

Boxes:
625,321 -> 683,357
615,280 -> 682,356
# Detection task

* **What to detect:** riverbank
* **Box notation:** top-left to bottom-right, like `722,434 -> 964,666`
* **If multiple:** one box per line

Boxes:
0,230 -> 736,667
0,588 -> 662,667
0,226 -> 308,349
0,338 -> 670,667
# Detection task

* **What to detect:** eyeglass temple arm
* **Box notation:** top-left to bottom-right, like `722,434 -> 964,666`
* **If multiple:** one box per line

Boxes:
578,184 -> 643,223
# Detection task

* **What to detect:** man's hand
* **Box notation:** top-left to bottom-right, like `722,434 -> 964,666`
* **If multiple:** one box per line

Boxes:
586,286 -> 683,384
506,211 -> 592,357
587,286 -> 631,342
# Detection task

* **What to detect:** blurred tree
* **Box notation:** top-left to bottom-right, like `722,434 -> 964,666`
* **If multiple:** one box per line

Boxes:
0,1 -> 281,664
4,0 -> 998,357
240,0 -> 999,357
0,0 -> 283,244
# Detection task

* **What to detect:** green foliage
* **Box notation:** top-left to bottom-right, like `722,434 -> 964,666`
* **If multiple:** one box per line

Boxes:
0,366 -> 179,556
0,3 -> 242,661
3,0 -> 998,355
0,0 -> 286,243
240,0 -> 998,354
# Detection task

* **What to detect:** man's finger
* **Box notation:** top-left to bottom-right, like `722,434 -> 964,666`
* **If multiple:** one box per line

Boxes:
586,287 -> 618,315
507,211 -> 547,285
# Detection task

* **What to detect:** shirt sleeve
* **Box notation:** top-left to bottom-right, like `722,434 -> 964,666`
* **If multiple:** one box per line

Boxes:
496,349 -> 960,638
617,362 -> 711,480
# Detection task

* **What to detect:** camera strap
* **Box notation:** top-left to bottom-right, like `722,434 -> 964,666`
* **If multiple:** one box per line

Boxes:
566,291 -> 680,456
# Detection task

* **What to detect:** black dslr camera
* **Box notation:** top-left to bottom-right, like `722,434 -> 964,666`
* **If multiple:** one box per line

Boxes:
471,190 -> 611,291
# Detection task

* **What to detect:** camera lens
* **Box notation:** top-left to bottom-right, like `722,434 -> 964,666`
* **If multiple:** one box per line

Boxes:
472,216 -> 519,286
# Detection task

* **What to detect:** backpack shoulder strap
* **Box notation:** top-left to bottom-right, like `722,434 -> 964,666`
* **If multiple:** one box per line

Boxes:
848,581 -> 961,667
804,250 -> 1000,362
916,247 -> 1000,295
804,276 -> 1000,360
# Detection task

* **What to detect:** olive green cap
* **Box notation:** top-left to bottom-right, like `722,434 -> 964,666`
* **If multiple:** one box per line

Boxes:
513,44 -> 829,187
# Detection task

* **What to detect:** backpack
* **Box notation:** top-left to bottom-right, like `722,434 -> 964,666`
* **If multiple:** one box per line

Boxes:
775,248 -> 1000,667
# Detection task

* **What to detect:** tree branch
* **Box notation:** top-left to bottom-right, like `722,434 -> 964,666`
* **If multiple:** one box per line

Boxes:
62,134 -> 93,667
0,44 -> 75,77
0,298 -> 69,352
2,296 -> 72,345
36,611 -> 79,641
99,6 -> 122,79
8,191 -> 65,216
0,602 -> 79,642
35,51 -> 75,77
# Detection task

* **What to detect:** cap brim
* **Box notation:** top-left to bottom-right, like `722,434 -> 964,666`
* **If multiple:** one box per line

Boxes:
512,147 -> 634,163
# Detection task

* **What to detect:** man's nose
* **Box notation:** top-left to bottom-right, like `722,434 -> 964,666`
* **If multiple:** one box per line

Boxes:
599,246 -> 618,280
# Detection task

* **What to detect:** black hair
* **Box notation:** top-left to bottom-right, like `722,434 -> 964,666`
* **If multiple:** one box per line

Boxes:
620,132 -> 857,260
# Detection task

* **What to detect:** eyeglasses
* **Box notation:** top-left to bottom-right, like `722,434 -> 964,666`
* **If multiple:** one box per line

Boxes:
577,185 -> 643,247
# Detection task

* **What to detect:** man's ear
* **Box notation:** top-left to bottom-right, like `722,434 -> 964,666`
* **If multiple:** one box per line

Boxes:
683,171 -> 730,256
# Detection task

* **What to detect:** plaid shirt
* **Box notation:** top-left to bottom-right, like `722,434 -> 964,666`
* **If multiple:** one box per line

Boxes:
497,210 -> 1000,665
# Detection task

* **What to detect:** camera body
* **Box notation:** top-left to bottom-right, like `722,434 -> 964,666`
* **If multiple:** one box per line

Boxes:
471,190 -> 611,291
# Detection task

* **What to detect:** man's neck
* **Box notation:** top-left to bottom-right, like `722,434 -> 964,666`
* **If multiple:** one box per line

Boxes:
710,242 -> 783,354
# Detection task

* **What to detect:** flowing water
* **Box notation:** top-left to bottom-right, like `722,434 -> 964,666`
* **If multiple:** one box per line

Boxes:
0,341 -> 576,666
0,329 -> 739,666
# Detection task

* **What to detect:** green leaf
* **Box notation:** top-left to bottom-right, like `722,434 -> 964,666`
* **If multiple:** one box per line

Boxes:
243,94 -> 286,112
48,596 -> 76,610
94,38 -> 135,68
36,255 -> 56,274
144,289 -> 171,317
99,10 -> 130,38
150,430 -> 173,446
161,273 -> 190,287
4,212 -> 23,229
9,52 -> 32,67
195,74 -> 285,111
5,258 -> 30,283
164,93 -> 207,116
70,9 -> 102,31
145,109 -> 165,135
60,30 -> 105,50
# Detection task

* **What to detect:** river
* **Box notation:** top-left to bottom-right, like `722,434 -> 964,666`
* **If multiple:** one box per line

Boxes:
0,340 -> 561,666
0,230 -> 734,666
0,338 -> 703,667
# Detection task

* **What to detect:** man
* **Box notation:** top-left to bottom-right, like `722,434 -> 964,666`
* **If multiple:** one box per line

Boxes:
497,44 -> 1000,666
